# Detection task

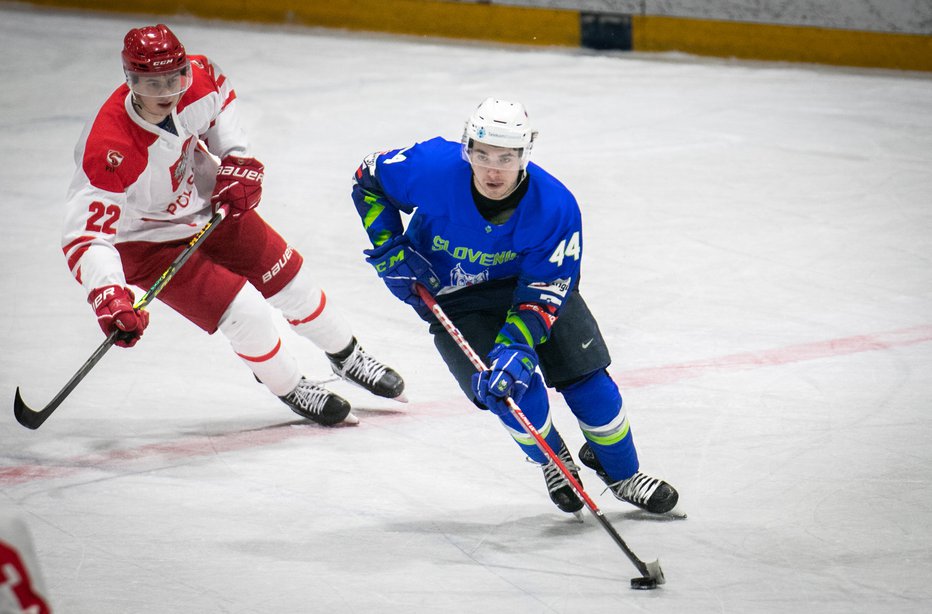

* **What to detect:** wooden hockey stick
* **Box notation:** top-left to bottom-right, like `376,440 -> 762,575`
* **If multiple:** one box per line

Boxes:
13,206 -> 230,430
415,284 -> 665,588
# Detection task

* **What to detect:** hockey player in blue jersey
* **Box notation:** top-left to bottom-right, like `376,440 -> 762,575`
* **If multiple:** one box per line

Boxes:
351,98 -> 679,516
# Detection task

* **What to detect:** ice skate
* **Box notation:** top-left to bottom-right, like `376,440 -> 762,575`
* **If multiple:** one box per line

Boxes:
280,377 -> 355,426
540,442 -> 584,516
328,338 -> 406,401
579,443 -> 680,515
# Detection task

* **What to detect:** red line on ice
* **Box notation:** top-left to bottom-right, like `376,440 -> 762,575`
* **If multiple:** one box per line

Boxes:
617,324 -> 932,388
0,421 -> 346,486
3,325 -> 930,486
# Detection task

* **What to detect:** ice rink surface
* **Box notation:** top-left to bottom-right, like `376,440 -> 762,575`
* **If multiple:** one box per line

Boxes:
1,5 -> 931,613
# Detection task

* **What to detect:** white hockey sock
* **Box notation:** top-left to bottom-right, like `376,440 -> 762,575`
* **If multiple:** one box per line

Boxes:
266,265 -> 353,354
218,285 -> 301,397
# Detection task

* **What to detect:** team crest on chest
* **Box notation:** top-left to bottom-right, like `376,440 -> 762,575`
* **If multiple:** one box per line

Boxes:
169,136 -> 195,191
450,263 -> 489,287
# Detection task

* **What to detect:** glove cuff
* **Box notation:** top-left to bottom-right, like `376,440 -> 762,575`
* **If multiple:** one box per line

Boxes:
494,303 -> 557,348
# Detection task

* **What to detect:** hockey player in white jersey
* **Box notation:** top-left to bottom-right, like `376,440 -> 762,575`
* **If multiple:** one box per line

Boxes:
61,24 -> 404,425
0,508 -> 52,613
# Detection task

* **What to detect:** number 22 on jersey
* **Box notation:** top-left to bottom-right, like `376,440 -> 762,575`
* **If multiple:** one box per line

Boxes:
85,201 -> 120,234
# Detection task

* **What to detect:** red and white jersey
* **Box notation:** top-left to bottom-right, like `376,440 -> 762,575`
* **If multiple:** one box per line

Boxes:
0,509 -> 52,613
62,55 -> 249,294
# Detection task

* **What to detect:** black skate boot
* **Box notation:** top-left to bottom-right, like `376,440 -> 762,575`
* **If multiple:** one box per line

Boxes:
579,443 -> 678,514
280,377 -> 352,426
540,442 -> 584,514
327,338 -> 405,400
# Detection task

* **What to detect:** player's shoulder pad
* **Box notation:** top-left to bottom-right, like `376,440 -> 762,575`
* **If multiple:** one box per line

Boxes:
393,137 -> 464,178
362,137 -> 459,182
524,162 -> 580,223
179,55 -> 222,104
418,137 -> 465,168
374,137 -> 466,207
510,163 -> 581,251
82,86 -> 155,193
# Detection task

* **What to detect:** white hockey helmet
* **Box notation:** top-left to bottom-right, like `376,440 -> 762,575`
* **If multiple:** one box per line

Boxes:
462,98 -> 537,170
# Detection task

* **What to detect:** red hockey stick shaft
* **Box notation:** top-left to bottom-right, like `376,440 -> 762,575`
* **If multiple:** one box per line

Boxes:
415,284 -> 663,583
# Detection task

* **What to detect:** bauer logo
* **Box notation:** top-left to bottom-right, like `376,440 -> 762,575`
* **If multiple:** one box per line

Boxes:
92,286 -> 116,310
217,166 -> 263,183
261,246 -> 295,284
107,150 -> 124,168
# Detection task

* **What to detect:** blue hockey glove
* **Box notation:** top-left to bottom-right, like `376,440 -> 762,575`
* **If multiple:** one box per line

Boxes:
364,235 -> 441,319
471,343 -> 538,415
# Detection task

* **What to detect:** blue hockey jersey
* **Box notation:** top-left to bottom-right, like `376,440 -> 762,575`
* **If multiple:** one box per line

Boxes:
353,137 -> 583,330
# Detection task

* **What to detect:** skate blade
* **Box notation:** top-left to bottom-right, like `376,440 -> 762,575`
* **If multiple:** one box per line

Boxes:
391,392 -> 409,403
337,412 -> 360,427
571,509 -> 584,522
664,503 -> 687,519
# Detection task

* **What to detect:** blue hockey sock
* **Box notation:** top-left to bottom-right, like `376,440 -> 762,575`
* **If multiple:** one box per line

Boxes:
559,370 -> 639,480
497,374 -> 562,464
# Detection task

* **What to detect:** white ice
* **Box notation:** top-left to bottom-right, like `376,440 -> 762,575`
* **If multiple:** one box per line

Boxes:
2,6 -> 931,613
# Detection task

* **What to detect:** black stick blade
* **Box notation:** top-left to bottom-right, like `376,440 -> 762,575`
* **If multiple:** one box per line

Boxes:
631,559 -> 665,590
11,208 -> 226,432
13,388 -> 56,430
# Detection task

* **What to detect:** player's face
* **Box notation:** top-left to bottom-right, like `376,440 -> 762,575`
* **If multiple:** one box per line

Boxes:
468,144 -> 522,200
126,64 -> 192,124
132,91 -> 182,124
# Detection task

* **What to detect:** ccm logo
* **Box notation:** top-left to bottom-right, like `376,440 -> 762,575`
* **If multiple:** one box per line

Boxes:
152,59 -> 176,67
217,166 -> 263,183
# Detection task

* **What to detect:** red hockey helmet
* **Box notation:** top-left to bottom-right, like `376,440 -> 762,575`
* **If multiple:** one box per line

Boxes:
122,24 -> 192,97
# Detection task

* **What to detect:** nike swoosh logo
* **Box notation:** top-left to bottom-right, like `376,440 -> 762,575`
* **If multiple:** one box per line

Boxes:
581,339 -> 594,349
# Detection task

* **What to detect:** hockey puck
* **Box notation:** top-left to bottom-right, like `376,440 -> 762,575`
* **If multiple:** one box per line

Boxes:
630,576 -> 659,590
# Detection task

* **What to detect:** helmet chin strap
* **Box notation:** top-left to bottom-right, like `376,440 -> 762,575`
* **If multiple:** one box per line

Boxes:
129,93 -> 151,118
130,93 -> 143,114
129,93 -> 171,126
502,170 -> 526,199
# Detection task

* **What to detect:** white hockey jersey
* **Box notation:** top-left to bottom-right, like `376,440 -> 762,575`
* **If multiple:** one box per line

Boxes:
0,508 -> 52,613
61,55 -> 250,295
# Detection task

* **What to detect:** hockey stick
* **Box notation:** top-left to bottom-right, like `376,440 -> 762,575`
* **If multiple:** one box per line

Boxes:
415,284 -> 665,588
13,206 -> 230,430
